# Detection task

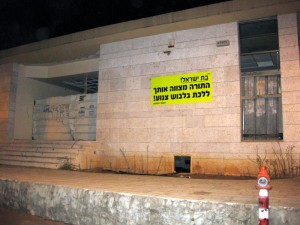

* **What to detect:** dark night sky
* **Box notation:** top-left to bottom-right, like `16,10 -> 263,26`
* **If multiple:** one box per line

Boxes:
0,0 -> 229,50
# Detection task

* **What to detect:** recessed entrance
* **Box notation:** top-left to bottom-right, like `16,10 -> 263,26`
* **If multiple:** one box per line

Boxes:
174,156 -> 191,173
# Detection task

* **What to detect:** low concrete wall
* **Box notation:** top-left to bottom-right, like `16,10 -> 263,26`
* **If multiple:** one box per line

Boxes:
0,179 -> 299,225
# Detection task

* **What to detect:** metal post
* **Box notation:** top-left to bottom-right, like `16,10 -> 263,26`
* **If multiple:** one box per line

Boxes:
256,166 -> 272,225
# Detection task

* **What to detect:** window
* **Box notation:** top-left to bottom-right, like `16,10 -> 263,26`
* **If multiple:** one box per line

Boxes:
239,18 -> 283,140
174,156 -> 191,173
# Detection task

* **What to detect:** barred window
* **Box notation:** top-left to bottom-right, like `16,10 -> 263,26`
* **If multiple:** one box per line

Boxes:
239,18 -> 283,140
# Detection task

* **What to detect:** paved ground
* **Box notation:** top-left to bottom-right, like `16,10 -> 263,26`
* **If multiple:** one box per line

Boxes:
0,165 -> 299,209
0,207 -> 71,225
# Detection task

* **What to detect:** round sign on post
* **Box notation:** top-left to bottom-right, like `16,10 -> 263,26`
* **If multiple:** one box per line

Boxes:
258,177 -> 269,187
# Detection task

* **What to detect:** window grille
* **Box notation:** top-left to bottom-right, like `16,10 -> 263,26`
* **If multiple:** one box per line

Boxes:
239,17 -> 283,140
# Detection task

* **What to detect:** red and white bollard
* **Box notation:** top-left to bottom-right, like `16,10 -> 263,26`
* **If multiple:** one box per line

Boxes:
256,166 -> 272,225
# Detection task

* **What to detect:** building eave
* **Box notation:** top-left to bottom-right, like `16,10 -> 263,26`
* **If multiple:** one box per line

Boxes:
0,0 -> 299,65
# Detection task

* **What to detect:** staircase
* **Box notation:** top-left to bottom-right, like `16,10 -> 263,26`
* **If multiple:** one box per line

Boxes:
0,140 -> 91,169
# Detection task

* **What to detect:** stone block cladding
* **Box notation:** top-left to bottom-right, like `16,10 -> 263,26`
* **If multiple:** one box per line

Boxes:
0,63 -> 17,142
96,14 -> 300,176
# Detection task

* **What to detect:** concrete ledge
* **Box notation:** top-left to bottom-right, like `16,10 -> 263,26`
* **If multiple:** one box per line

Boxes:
0,179 -> 299,225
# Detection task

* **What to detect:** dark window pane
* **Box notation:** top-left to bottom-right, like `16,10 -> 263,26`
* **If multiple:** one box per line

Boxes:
174,156 -> 191,173
240,35 -> 278,54
243,99 -> 255,135
256,77 -> 266,96
241,52 -> 280,72
256,98 -> 267,134
242,97 -> 283,140
267,98 -> 278,134
242,76 -> 254,96
239,19 -> 278,38
267,76 -> 280,94
239,18 -> 278,54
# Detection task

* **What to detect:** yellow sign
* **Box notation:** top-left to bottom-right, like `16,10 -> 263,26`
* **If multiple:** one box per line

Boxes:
151,71 -> 212,106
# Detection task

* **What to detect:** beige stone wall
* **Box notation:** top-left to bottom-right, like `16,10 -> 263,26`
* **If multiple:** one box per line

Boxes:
95,14 -> 300,176
279,13 -> 300,142
33,93 -> 97,141
0,63 -> 17,142
278,13 -> 300,171
14,65 -> 79,140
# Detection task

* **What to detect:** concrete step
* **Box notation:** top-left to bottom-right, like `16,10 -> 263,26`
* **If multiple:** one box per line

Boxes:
0,159 -> 60,169
0,142 -> 83,149
0,155 -> 75,164
0,140 -> 92,169
0,150 -> 78,158
0,147 -> 81,154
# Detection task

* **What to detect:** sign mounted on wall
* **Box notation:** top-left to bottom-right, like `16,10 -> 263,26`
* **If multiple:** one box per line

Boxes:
216,40 -> 230,47
151,71 -> 212,106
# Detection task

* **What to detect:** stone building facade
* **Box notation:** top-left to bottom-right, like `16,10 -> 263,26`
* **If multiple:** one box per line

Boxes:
0,0 -> 300,176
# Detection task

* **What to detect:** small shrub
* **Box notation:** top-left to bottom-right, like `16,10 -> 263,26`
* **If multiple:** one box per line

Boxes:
59,157 -> 76,170
249,144 -> 299,178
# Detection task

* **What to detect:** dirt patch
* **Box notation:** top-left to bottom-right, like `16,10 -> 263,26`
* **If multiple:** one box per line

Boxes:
162,173 -> 255,180
0,207 -> 72,225
81,168 -> 256,180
